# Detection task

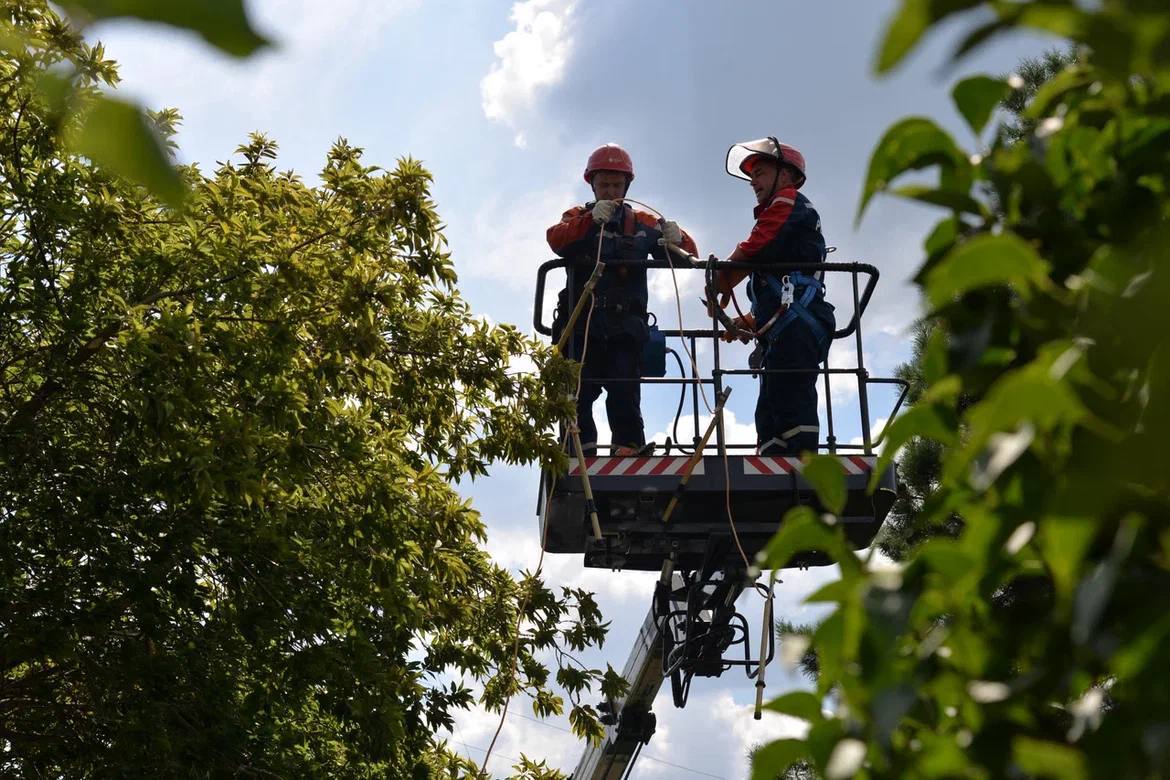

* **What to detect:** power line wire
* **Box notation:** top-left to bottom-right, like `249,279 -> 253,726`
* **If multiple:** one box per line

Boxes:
507,712 -> 727,779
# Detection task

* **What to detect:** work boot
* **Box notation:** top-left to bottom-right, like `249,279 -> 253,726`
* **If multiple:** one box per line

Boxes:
613,442 -> 655,457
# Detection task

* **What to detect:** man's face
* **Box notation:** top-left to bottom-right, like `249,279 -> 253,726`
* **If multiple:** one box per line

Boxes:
591,170 -> 628,202
748,157 -> 782,205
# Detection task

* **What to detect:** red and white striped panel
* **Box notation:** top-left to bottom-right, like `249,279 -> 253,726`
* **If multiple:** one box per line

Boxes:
743,455 -> 876,476
568,456 -> 704,477
841,455 -> 877,474
743,456 -> 803,475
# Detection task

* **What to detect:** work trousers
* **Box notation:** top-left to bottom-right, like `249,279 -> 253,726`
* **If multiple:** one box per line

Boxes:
572,334 -> 645,454
755,303 -> 835,456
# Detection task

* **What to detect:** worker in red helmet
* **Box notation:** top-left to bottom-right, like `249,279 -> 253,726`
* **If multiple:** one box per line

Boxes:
548,144 -> 698,456
711,137 -> 835,456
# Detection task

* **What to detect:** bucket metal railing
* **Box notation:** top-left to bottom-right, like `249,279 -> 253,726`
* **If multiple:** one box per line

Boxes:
533,257 -> 908,456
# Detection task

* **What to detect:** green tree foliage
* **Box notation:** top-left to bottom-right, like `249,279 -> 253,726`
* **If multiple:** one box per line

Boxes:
753,1 -> 1170,777
1,4 -> 622,776
0,0 -> 269,206
1001,47 -> 1079,143
881,47 -> 1081,562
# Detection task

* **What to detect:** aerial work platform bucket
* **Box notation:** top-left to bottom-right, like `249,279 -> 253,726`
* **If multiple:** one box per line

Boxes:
539,453 -> 896,571
533,255 -> 907,572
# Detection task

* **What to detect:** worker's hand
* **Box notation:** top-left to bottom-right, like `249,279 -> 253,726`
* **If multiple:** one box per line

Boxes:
705,291 -> 730,318
659,219 -> 683,245
720,314 -> 755,343
591,199 -> 617,224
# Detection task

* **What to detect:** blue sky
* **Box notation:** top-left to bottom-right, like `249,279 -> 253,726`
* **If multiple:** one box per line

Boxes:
93,2 -> 1061,776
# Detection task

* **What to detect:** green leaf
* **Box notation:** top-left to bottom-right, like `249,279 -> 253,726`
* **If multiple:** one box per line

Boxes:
952,75 -> 1012,136
65,95 -> 187,206
751,739 -> 812,780
803,454 -> 847,515
871,403 -> 958,487
924,232 -> 1051,307
918,539 -> 977,584
1036,515 -> 1098,602
1024,65 -> 1094,122
954,354 -> 1087,482
1012,4 -> 1089,42
1012,736 -> 1088,780
763,691 -> 822,721
857,117 -> 967,223
924,216 -> 960,259
875,0 -> 983,74
922,327 -> 949,385
757,507 -> 860,575
1112,611 -> 1170,683
60,0 -> 270,57
890,184 -> 989,217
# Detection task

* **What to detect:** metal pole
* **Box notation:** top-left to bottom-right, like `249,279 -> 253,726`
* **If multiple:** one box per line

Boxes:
710,300 -> 726,456
555,261 -> 606,355
753,584 -> 774,720
569,424 -> 604,540
822,364 -> 836,454
852,270 -> 872,454
662,388 -> 732,526
689,335 -> 700,446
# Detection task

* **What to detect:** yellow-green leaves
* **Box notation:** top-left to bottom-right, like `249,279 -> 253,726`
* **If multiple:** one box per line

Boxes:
856,117 -> 969,223
923,232 -> 1051,307
66,95 -> 187,206
21,0 -> 271,207
59,0 -> 270,57
0,7 -> 613,773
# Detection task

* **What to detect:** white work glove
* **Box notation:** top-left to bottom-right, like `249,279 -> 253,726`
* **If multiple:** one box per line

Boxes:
659,219 -> 683,245
591,199 -> 617,224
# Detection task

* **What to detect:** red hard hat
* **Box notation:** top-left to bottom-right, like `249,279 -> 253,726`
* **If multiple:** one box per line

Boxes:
584,144 -> 635,183
726,137 -> 807,188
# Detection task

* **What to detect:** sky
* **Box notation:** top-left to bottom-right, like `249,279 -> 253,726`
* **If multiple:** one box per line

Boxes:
89,2 -> 1062,776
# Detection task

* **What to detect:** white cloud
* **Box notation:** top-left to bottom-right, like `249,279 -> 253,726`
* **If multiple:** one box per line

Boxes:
849,415 -> 890,455
467,184 -> 577,289
484,525 -> 659,604
712,691 -> 812,777
650,407 -> 756,451
480,0 -> 578,145
444,702 -> 581,776
647,264 -> 703,314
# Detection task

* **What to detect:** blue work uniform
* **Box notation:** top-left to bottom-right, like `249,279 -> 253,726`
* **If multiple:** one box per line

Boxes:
547,203 -> 697,453
719,187 -> 835,455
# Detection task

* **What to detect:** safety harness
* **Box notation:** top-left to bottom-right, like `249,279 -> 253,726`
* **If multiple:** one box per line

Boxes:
745,271 -> 828,369
752,271 -> 827,344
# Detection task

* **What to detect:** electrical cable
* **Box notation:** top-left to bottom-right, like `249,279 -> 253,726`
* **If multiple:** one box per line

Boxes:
507,712 -> 727,779
664,347 -> 690,454
479,210 -> 606,776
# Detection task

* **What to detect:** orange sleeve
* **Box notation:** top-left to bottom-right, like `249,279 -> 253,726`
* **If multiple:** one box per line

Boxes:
547,206 -> 594,256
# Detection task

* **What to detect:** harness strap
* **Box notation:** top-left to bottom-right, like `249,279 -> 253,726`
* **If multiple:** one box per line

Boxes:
753,272 -> 829,351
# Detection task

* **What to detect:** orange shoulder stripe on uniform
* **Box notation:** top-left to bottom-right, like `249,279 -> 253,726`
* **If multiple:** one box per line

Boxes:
547,206 -> 593,254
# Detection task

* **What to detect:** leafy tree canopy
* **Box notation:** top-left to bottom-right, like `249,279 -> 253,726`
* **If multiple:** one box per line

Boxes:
754,1 -> 1170,778
1,2 -> 619,776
